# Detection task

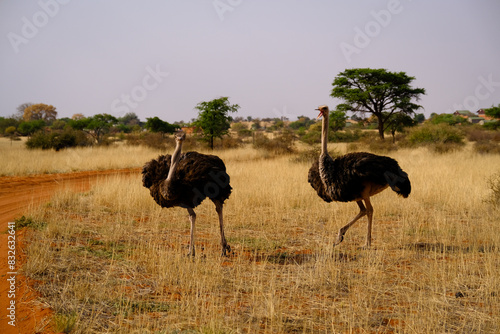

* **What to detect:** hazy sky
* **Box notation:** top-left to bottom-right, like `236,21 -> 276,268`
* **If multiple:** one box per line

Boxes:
1,1 -> 499,123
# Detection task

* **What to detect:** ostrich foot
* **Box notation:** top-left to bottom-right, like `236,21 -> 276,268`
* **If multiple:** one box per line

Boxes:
221,244 -> 231,257
333,233 -> 344,246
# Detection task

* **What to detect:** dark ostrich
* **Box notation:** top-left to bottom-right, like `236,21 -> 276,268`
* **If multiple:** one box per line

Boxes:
142,132 -> 232,256
308,105 -> 411,247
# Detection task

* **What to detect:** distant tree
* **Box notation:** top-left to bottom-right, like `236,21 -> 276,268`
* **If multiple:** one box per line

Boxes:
485,104 -> 500,119
5,126 -> 17,145
289,116 -> 315,130
23,103 -> 57,124
384,112 -> 416,143
69,114 -> 117,144
86,114 -> 118,144
329,109 -> 347,132
331,68 -> 425,139
194,97 -> 240,149
18,120 -> 46,136
0,117 -> 19,135
51,119 -> 67,130
119,112 -> 141,126
484,104 -> 500,130
14,103 -> 33,120
145,116 -> 176,135
414,113 -> 426,123
251,121 -> 261,130
72,113 -> 85,120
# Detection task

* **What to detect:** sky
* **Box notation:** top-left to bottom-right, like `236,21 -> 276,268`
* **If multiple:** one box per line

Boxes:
1,0 -> 499,123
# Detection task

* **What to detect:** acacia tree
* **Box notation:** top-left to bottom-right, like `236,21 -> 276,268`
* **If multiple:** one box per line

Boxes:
194,97 -> 239,149
69,114 -> 117,144
331,68 -> 425,139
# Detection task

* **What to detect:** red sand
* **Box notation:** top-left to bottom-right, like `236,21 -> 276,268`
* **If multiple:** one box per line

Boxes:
0,168 -> 140,333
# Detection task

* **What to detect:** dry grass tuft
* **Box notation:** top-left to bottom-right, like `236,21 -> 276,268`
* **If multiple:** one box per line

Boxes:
13,144 -> 500,333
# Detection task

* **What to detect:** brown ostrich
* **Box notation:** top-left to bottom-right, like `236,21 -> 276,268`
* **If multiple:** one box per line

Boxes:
308,106 -> 411,247
142,132 -> 232,256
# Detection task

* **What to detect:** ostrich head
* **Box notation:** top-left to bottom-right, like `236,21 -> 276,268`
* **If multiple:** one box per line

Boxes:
175,131 -> 186,143
316,105 -> 329,119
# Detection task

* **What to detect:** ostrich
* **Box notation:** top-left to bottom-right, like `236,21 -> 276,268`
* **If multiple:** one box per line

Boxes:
308,105 -> 411,247
142,132 -> 232,256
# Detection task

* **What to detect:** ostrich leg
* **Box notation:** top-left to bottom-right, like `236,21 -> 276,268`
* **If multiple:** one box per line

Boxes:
187,208 -> 196,257
214,200 -> 230,256
334,200 -> 368,246
364,198 -> 374,248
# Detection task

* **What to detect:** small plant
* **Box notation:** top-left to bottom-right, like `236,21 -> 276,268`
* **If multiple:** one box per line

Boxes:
14,216 -> 46,230
53,312 -> 78,334
487,172 -> 500,206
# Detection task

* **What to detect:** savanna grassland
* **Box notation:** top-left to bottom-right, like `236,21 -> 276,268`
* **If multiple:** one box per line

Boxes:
4,138 -> 500,333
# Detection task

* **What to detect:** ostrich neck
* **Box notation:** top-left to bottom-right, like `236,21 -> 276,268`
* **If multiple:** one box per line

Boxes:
166,141 -> 183,182
321,111 -> 329,157
319,111 -> 333,190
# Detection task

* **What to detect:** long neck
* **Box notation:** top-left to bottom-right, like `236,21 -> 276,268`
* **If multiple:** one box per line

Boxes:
321,111 -> 329,156
166,140 -> 183,182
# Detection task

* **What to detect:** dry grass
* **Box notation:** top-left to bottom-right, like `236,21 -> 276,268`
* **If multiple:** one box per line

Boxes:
13,142 -> 500,333
0,138 -> 262,176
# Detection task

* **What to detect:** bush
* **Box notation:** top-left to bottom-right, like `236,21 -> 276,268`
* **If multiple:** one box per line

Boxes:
367,139 -> 398,153
462,126 -> 500,142
126,132 -> 169,150
253,130 -> 296,155
405,124 -> 465,152
473,141 -> 500,154
26,129 -> 91,151
487,172 -> 500,206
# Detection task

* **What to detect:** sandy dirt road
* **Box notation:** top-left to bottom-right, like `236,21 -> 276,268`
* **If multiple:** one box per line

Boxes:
0,168 -> 140,334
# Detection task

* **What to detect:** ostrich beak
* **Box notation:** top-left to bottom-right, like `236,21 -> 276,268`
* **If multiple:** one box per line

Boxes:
316,109 -> 323,119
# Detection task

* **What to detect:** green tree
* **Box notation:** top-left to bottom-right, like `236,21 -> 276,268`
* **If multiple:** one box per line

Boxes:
384,112 -> 416,143
331,68 -> 425,139
194,97 -> 240,149
18,120 -> 46,136
329,109 -> 347,132
484,104 -> 500,130
69,114 -> 117,144
145,117 -> 176,135
414,113 -> 425,123
485,104 -> 500,119
0,117 -> 19,135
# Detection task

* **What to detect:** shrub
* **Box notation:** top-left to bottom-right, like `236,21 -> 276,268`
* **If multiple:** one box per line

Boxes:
367,139 -> 398,153
405,124 -> 465,152
216,135 -> 243,149
126,132 -> 169,150
473,141 -> 500,154
26,129 -> 91,151
253,129 -> 296,155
